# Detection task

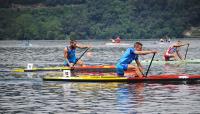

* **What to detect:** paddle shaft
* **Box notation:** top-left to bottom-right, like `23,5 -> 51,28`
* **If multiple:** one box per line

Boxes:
145,53 -> 156,77
184,44 -> 189,60
72,48 -> 89,67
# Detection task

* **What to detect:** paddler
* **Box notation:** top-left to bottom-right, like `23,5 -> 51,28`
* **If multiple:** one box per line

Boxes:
163,40 -> 189,61
64,39 -> 90,67
116,41 -> 157,77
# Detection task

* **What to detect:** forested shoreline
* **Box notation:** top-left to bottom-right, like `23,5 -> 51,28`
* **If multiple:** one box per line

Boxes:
0,0 -> 200,40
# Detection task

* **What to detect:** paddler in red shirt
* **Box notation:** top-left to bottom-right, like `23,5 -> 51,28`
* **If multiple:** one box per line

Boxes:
163,40 -> 189,61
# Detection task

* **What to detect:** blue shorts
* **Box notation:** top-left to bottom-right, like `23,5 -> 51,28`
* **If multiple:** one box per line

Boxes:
116,63 -> 128,76
64,59 -> 77,66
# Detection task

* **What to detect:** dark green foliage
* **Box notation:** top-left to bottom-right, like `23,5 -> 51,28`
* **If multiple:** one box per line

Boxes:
0,0 -> 199,40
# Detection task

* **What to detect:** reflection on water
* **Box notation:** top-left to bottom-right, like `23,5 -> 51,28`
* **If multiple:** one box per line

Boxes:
0,39 -> 200,113
2,81 -> 199,113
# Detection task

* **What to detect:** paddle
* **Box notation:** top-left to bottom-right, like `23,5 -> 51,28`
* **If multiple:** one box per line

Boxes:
184,44 -> 189,60
145,53 -> 156,77
71,48 -> 90,69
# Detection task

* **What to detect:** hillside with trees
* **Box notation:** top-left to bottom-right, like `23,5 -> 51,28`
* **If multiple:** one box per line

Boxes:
0,0 -> 200,40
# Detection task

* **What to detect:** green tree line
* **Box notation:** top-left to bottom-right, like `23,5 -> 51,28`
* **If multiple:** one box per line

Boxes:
0,0 -> 200,40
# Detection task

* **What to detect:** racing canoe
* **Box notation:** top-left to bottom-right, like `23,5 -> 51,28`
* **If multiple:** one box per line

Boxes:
8,65 -> 117,72
43,74 -> 200,82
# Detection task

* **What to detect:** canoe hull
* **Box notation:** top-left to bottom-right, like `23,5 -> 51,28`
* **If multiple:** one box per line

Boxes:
43,74 -> 200,83
23,65 -> 116,72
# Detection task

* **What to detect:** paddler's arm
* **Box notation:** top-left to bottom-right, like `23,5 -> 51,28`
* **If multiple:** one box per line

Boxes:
174,42 -> 190,47
135,60 -> 143,72
64,47 -> 73,67
76,43 -> 91,49
176,49 -> 183,60
135,50 -> 157,55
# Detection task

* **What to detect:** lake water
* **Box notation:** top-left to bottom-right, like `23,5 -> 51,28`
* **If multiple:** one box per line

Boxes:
0,39 -> 200,113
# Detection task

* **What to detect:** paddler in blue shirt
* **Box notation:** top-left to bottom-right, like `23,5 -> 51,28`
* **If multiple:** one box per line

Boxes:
163,40 -> 189,61
64,39 -> 90,67
116,42 -> 157,77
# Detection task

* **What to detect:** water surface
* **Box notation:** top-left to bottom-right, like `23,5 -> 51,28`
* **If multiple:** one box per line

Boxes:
0,39 -> 200,113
